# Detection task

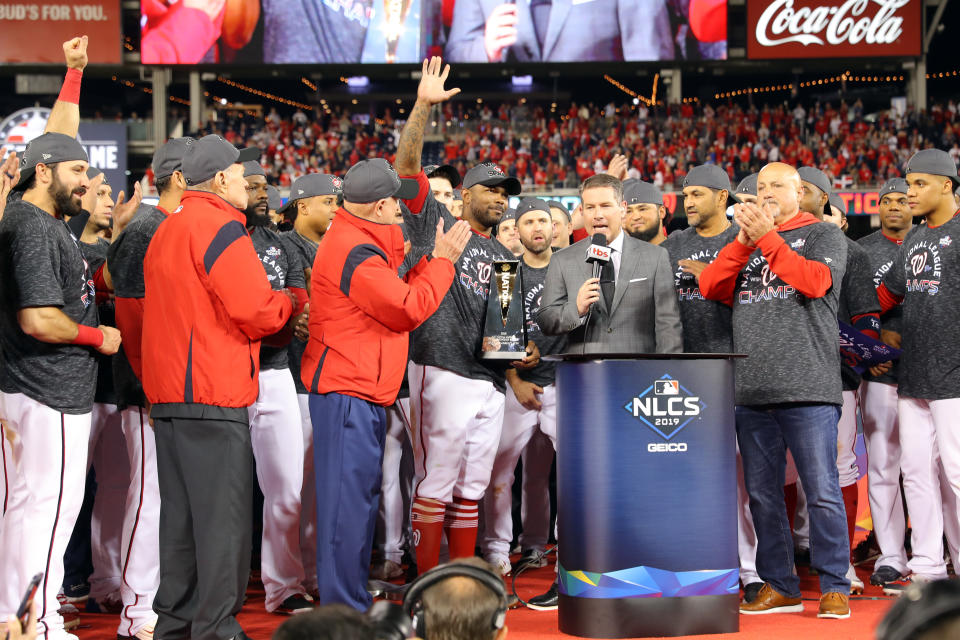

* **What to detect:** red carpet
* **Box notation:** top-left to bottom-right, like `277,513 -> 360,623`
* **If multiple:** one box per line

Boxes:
74,560 -> 894,640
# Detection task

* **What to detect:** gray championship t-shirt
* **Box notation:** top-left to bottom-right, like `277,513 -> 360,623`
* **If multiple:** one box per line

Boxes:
107,203 -> 170,408
282,230 -> 319,394
858,230 -> 905,386
837,236 -> 881,391
0,200 -> 99,414
250,225 -> 306,371
80,237 -> 118,405
731,221 -> 847,406
883,215 -> 960,400
517,259 -> 568,387
402,190 -> 514,391
662,224 -> 739,354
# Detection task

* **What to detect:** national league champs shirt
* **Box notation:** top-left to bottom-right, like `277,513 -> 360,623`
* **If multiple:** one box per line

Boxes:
662,224 -> 739,353
836,237 -> 881,391
517,259 -> 567,388
401,171 -> 515,390
249,225 -> 307,370
700,212 -> 848,406
882,214 -> 960,400
858,229 -> 904,386
282,230 -> 319,394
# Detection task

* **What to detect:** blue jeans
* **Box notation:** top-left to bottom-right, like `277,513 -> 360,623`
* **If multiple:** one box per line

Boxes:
735,404 -> 850,597
310,392 -> 387,610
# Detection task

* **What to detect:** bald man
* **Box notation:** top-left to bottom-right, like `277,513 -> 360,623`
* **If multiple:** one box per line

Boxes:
700,163 -> 851,619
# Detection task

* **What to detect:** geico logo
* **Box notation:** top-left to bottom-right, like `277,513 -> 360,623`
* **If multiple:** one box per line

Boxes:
647,442 -> 688,453
632,396 -> 701,417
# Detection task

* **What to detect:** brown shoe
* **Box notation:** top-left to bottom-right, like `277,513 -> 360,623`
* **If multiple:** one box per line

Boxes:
817,592 -> 851,619
739,583 -> 803,615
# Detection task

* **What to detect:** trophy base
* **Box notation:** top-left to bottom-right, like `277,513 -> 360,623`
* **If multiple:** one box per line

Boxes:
481,351 -> 526,360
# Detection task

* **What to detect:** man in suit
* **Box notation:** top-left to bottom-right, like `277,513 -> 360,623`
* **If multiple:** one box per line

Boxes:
538,172 -> 682,354
445,0 -> 674,62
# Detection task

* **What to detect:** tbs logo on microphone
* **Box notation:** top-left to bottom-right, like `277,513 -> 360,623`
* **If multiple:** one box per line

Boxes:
586,245 -> 612,262
623,375 -> 707,453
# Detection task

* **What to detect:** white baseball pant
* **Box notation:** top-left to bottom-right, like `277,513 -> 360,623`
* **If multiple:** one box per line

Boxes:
87,403 -> 128,602
248,368 -> 306,611
481,383 -> 556,560
297,393 -> 317,594
118,406 -> 160,637
898,396 -> 960,580
838,390 -> 860,488
378,398 -> 413,564
859,381 -> 907,572
408,364 -> 505,503
518,430 -> 555,553
0,391 -> 91,639
736,442 -> 760,585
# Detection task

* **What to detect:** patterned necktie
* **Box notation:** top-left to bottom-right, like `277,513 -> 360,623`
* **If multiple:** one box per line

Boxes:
600,257 -> 615,311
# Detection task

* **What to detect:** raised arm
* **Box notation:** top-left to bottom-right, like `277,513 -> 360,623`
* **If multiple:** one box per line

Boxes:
44,36 -> 88,138
395,56 -> 461,177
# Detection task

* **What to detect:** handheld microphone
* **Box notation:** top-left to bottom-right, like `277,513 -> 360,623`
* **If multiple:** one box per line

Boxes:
585,233 -> 611,279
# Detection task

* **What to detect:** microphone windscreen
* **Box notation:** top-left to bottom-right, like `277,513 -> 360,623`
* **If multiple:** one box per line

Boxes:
591,233 -> 607,246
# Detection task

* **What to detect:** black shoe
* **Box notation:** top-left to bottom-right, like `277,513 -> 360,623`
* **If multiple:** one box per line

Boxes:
852,530 -> 880,566
512,549 -> 548,574
743,582 -> 764,604
870,565 -> 903,587
527,584 -> 559,611
276,594 -> 314,615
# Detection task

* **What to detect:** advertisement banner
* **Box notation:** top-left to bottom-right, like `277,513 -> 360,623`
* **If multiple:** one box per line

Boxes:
746,0 -> 922,59
0,1 -> 121,63
0,107 -> 128,191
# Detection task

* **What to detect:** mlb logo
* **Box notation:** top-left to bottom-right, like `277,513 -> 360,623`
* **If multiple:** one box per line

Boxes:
655,380 -> 679,395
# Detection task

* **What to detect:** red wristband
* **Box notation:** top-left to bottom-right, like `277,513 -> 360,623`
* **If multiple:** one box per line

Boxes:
59,68 -> 82,105
72,324 -> 103,348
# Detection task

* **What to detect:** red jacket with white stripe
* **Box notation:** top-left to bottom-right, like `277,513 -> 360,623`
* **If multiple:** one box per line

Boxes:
300,208 -> 455,406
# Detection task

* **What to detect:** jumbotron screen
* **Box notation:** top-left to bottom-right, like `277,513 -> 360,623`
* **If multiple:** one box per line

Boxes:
140,0 -> 728,64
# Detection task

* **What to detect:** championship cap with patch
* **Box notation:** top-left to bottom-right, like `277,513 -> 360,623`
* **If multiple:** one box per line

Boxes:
462,163 -> 521,196
736,173 -> 758,197
181,134 -> 260,186
242,160 -> 265,177
500,208 -> 517,222
515,197 -> 551,222
683,164 -> 740,206
280,173 -> 344,213
905,149 -> 960,188
16,132 -> 88,190
798,167 -> 832,197
152,137 -> 195,181
424,164 -> 462,189
879,177 -> 908,199
266,185 -> 282,210
624,180 -> 663,206
343,158 -> 418,203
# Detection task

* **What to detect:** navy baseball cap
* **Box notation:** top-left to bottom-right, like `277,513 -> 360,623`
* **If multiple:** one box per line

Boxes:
515,197 -> 551,223
736,173 -> 758,197
463,163 -> 521,196
424,164 -> 462,189
905,149 -> 960,188
500,207 -> 517,222
16,132 -> 88,190
798,167 -> 832,197
343,158 -> 418,203
879,178 -> 908,199
624,180 -> 663,206
182,135 -> 260,186
242,160 -> 266,177
266,185 -> 282,210
280,173 -> 344,213
152,137 -> 195,180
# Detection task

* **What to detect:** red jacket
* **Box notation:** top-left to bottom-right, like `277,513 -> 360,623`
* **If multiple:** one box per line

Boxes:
142,191 -> 295,408
300,208 -> 455,406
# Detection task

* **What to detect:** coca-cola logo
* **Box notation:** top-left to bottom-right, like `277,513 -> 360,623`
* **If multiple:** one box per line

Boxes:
748,0 -> 921,58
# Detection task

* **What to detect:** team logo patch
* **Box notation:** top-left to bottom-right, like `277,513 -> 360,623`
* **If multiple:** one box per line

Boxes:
790,239 -> 805,249
331,177 -> 343,190
623,375 -> 706,441
940,236 -> 952,247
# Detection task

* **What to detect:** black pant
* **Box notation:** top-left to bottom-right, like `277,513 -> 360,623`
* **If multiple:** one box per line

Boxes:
153,416 -> 253,640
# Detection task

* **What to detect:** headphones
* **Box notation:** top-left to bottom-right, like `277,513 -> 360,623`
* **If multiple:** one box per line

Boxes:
403,564 -> 508,639
876,579 -> 960,640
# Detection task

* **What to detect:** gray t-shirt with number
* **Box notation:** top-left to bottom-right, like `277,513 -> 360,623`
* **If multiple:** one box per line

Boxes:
858,230 -> 905,386
250,225 -> 306,371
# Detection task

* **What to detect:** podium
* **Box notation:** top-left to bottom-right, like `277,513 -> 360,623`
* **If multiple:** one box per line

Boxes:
551,353 -> 741,638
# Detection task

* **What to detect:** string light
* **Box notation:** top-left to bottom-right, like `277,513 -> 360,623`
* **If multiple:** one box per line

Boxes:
604,75 -> 657,107
301,77 -> 318,91
713,71 -> 905,100
216,77 -> 314,111
926,70 -> 960,79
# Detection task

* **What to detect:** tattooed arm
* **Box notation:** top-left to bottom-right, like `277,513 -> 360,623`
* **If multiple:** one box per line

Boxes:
395,56 -> 461,176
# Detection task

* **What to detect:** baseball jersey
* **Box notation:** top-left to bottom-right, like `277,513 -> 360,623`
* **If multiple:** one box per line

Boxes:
0,200 -> 98,414
517,259 -> 567,387
402,176 -> 515,391
250,225 -> 306,370
662,224 -> 739,354
858,230 -> 905,385
80,238 -> 118,406
282,230 -> 319,393
262,0 -> 371,63
725,219 -> 847,406
883,215 -> 960,400
107,203 -> 169,408
837,237 -> 881,391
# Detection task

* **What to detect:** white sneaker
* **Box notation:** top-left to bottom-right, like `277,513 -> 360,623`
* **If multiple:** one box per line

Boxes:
846,564 -> 864,595
486,555 -> 512,576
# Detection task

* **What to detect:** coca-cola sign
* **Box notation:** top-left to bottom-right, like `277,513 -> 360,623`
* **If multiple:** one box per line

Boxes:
747,0 -> 922,59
